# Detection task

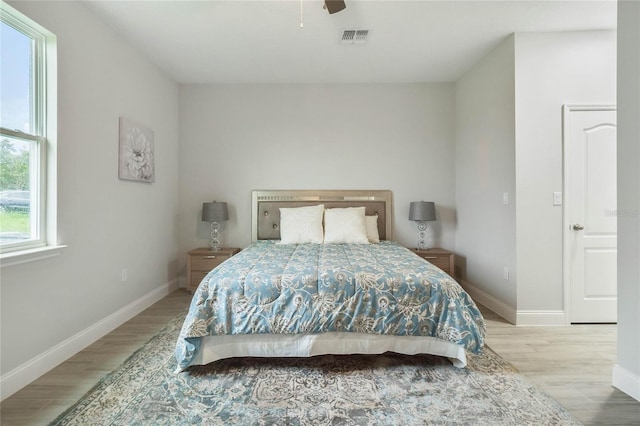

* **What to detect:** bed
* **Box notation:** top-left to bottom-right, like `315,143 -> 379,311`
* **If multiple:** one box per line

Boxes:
175,190 -> 485,371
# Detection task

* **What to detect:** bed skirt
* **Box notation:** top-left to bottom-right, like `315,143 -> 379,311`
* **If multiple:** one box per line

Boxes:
177,332 -> 467,373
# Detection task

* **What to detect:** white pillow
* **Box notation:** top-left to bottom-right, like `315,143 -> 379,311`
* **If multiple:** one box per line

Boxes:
324,207 -> 369,244
279,204 -> 324,244
365,215 -> 381,243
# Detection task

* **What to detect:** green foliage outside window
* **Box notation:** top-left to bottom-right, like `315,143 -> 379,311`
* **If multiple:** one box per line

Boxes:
0,138 -> 29,191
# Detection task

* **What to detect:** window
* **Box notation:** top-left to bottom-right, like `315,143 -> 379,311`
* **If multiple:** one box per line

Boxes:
1,3 -> 55,256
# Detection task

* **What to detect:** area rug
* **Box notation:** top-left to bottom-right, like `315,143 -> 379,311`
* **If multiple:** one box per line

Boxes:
51,313 -> 581,426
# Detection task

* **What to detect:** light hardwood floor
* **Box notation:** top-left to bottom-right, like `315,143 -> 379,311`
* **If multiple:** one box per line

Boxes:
0,289 -> 194,426
481,306 -> 640,425
1,289 -> 639,425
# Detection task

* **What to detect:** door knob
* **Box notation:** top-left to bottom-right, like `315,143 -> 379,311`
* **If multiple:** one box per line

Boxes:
572,224 -> 585,231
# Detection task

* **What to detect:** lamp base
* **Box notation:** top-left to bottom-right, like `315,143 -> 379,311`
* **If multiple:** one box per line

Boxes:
210,222 -> 221,251
416,222 -> 429,250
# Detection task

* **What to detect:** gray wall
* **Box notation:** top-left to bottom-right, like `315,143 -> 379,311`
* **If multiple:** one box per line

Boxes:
615,1 -> 640,400
455,31 -> 616,323
177,83 -> 456,283
514,31 -> 617,314
1,1 -> 180,376
455,35 -> 517,313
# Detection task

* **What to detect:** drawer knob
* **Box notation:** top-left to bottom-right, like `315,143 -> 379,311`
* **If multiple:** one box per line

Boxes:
422,256 -> 438,260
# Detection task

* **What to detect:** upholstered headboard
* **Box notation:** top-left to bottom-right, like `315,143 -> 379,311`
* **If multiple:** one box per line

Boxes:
251,190 -> 393,242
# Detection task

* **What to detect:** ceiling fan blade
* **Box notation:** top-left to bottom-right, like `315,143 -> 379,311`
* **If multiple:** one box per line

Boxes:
325,0 -> 346,14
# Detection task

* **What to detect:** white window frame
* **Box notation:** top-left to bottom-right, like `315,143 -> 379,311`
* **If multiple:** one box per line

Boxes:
0,3 -> 62,265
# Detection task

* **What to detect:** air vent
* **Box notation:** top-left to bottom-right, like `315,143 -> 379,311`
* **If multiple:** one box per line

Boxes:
341,29 -> 369,45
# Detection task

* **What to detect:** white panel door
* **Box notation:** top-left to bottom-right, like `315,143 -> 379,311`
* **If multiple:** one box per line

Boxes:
566,107 -> 617,323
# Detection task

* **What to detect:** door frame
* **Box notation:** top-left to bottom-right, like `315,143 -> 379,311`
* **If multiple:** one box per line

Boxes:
562,104 -> 617,324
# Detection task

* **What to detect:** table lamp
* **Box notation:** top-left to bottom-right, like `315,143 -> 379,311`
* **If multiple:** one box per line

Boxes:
202,201 -> 229,251
409,201 -> 436,250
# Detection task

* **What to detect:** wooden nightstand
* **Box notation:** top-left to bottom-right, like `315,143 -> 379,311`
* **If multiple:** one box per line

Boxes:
186,247 -> 240,293
411,248 -> 455,278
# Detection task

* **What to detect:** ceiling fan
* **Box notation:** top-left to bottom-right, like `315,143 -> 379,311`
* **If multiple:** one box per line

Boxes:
324,0 -> 346,14
299,0 -> 346,28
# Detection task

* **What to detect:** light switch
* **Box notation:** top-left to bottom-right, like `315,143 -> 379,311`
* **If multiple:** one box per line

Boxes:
503,192 -> 509,205
553,192 -> 562,206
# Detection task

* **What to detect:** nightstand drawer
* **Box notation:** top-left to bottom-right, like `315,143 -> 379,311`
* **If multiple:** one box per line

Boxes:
411,248 -> 455,278
418,255 -> 450,273
187,247 -> 241,293
191,254 -> 230,271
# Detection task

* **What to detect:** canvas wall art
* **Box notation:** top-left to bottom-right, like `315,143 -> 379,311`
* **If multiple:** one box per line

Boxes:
118,117 -> 155,183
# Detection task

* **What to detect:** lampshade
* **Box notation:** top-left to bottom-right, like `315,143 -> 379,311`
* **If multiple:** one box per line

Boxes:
409,201 -> 436,222
202,201 -> 229,222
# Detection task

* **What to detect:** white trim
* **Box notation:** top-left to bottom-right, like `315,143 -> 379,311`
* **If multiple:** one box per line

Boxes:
561,104 -> 617,324
0,2 -> 56,255
516,310 -> 568,326
0,244 -> 67,267
612,364 -> 640,402
460,280 -> 568,326
0,280 -> 178,401
460,279 -> 516,324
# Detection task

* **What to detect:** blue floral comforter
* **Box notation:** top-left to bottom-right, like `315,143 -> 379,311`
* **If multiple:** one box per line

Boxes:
175,241 -> 485,370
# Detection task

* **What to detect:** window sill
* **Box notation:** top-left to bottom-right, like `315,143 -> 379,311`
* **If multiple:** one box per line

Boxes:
0,245 -> 68,268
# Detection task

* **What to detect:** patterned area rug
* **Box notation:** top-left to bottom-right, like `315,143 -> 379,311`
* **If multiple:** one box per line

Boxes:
51,313 -> 581,425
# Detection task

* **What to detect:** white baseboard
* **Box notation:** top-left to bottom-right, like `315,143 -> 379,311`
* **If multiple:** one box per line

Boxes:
0,280 -> 178,401
613,364 -> 640,402
516,310 -> 568,326
460,280 -> 569,326
460,280 -> 517,324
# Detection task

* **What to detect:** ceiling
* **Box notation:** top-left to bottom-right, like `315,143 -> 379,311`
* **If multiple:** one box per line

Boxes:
84,0 -> 617,84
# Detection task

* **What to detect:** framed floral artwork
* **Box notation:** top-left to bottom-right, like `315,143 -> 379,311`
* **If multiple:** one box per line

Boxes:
118,117 -> 155,183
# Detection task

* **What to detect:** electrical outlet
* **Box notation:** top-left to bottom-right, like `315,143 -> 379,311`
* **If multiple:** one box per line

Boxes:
121,268 -> 128,282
